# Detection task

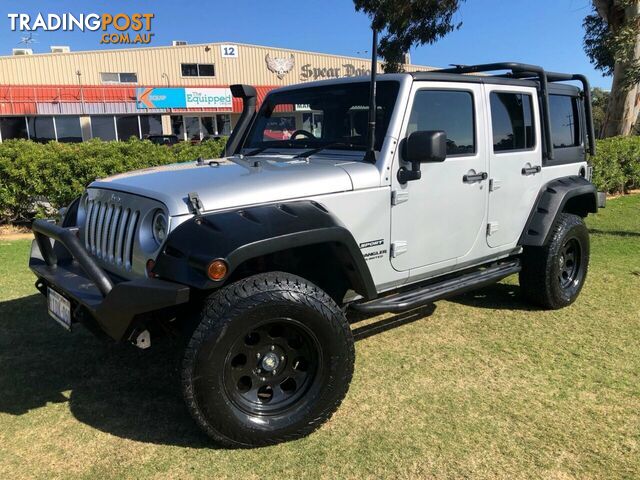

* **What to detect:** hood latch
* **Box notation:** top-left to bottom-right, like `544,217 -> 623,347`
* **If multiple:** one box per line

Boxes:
188,192 -> 203,216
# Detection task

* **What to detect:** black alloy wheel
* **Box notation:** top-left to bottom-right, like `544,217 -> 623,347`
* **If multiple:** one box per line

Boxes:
520,213 -> 590,309
558,237 -> 582,289
224,319 -> 320,415
182,272 -> 354,448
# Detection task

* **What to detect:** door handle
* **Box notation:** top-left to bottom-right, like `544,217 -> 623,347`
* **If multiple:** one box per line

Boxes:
463,171 -> 488,183
521,165 -> 541,176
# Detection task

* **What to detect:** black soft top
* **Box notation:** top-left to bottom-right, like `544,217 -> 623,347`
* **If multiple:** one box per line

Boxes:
406,62 -> 594,161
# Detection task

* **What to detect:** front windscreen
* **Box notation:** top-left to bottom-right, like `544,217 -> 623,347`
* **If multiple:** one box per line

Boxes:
243,81 -> 400,154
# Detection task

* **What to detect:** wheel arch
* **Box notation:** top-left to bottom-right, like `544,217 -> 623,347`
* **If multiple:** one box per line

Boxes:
519,175 -> 597,247
153,201 -> 377,302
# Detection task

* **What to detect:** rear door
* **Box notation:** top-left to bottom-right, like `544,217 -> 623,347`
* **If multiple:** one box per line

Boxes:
485,85 -> 543,248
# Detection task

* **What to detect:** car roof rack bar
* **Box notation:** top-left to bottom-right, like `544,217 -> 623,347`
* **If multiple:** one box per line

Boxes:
437,62 -> 554,161
507,71 -> 596,156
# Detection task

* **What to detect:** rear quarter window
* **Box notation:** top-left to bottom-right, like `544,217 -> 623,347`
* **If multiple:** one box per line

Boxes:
549,95 -> 581,148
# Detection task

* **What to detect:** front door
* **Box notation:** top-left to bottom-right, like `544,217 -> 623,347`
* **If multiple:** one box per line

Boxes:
391,83 -> 489,272
485,86 -> 543,248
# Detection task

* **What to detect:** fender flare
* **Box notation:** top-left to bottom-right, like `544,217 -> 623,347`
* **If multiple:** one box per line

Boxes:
153,201 -> 377,299
519,175 -> 597,247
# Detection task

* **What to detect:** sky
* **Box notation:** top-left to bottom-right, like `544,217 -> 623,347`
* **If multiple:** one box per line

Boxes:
0,0 -> 611,89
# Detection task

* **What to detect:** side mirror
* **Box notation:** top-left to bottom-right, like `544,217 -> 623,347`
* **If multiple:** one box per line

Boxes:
406,130 -> 447,163
398,130 -> 447,184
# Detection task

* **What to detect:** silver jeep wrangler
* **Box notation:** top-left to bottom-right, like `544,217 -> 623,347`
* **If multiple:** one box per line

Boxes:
29,62 -> 603,447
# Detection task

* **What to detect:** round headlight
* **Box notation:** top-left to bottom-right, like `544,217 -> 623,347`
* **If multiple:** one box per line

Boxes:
152,210 -> 168,245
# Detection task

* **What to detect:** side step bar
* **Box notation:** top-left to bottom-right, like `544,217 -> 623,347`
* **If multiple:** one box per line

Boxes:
351,259 -> 521,314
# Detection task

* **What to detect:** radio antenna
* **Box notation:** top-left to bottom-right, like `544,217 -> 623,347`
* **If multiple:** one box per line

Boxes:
363,26 -> 378,164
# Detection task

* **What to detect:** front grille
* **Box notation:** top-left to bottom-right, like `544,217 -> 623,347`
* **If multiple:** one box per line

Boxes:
84,199 -> 140,271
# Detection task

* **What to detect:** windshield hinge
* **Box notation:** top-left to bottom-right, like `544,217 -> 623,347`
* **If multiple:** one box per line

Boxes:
188,192 -> 203,216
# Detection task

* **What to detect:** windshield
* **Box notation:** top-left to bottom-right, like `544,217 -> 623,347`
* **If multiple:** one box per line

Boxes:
243,81 -> 400,155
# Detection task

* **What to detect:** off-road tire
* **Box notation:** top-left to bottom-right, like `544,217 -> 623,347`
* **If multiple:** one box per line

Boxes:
181,272 -> 354,448
520,213 -> 590,309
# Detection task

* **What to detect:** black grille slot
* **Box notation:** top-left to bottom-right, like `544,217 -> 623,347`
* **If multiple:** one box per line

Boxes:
84,199 -> 139,271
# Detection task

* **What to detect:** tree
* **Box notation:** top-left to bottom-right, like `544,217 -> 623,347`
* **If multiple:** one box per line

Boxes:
591,87 -> 610,136
353,0 -> 465,72
591,87 -> 640,135
583,1 -> 640,137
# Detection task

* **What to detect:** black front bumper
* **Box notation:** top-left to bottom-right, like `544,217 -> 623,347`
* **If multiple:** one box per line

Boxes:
29,219 -> 190,341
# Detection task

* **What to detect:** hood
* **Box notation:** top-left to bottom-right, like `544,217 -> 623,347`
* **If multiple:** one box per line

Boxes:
89,155 -> 379,216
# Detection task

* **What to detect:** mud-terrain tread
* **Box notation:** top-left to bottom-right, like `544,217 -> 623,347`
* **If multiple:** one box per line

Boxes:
519,213 -> 589,309
181,271 -> 354,448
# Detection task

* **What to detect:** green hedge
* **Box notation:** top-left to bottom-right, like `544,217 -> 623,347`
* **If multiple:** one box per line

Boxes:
591,137 -> 640,195
1,135 -> 638,224
0,138 -> 226,223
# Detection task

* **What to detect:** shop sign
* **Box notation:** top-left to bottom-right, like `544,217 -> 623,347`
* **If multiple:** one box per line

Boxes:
185,88 -> 232,108
136,87 -> 232,109
300,64 -> 372,81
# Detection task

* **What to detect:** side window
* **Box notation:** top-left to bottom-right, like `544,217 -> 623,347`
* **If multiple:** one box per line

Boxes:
549,95 -> 580,148
490,92 -> 535,152
407,90 -> 475,156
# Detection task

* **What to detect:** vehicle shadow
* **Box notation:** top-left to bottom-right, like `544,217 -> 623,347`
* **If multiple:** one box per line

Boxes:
449,282 -> 538,311
0,294 -> 211,448
589,228 -> 640,238
348,304 -> 437,341
0,288 -> 526,449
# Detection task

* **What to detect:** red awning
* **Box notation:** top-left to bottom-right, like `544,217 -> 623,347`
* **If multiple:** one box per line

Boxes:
0,84 -> 277,115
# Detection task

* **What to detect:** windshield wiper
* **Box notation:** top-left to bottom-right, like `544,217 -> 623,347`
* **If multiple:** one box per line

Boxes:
242,140 -> 305,157
294,142 -> 362,158
242,147 -> 271,157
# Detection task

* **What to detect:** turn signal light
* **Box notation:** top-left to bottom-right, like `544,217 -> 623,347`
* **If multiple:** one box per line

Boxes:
207,259 -> 228,281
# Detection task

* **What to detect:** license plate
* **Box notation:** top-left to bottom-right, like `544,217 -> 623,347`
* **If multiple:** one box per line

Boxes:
47,287 -> 72,331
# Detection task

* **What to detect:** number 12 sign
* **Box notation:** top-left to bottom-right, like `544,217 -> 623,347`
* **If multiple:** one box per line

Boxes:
221,44 -> 238,58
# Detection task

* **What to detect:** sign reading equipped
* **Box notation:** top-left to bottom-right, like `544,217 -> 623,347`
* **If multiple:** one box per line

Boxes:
136,87 -> 232,109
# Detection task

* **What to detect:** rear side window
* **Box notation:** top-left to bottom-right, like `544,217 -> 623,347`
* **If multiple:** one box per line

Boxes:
407,90 -> 475,156
490,92 -> 535,152
549,95 -> 580,148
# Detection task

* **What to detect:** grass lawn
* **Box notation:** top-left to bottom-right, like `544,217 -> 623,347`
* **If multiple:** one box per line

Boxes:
0,196 -> 639,479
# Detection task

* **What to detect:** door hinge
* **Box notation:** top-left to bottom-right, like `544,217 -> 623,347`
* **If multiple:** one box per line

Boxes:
489,179 -> 501,192
487,222 -> 499,236
391,190 -> 409,205
391,241 -> 408,258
